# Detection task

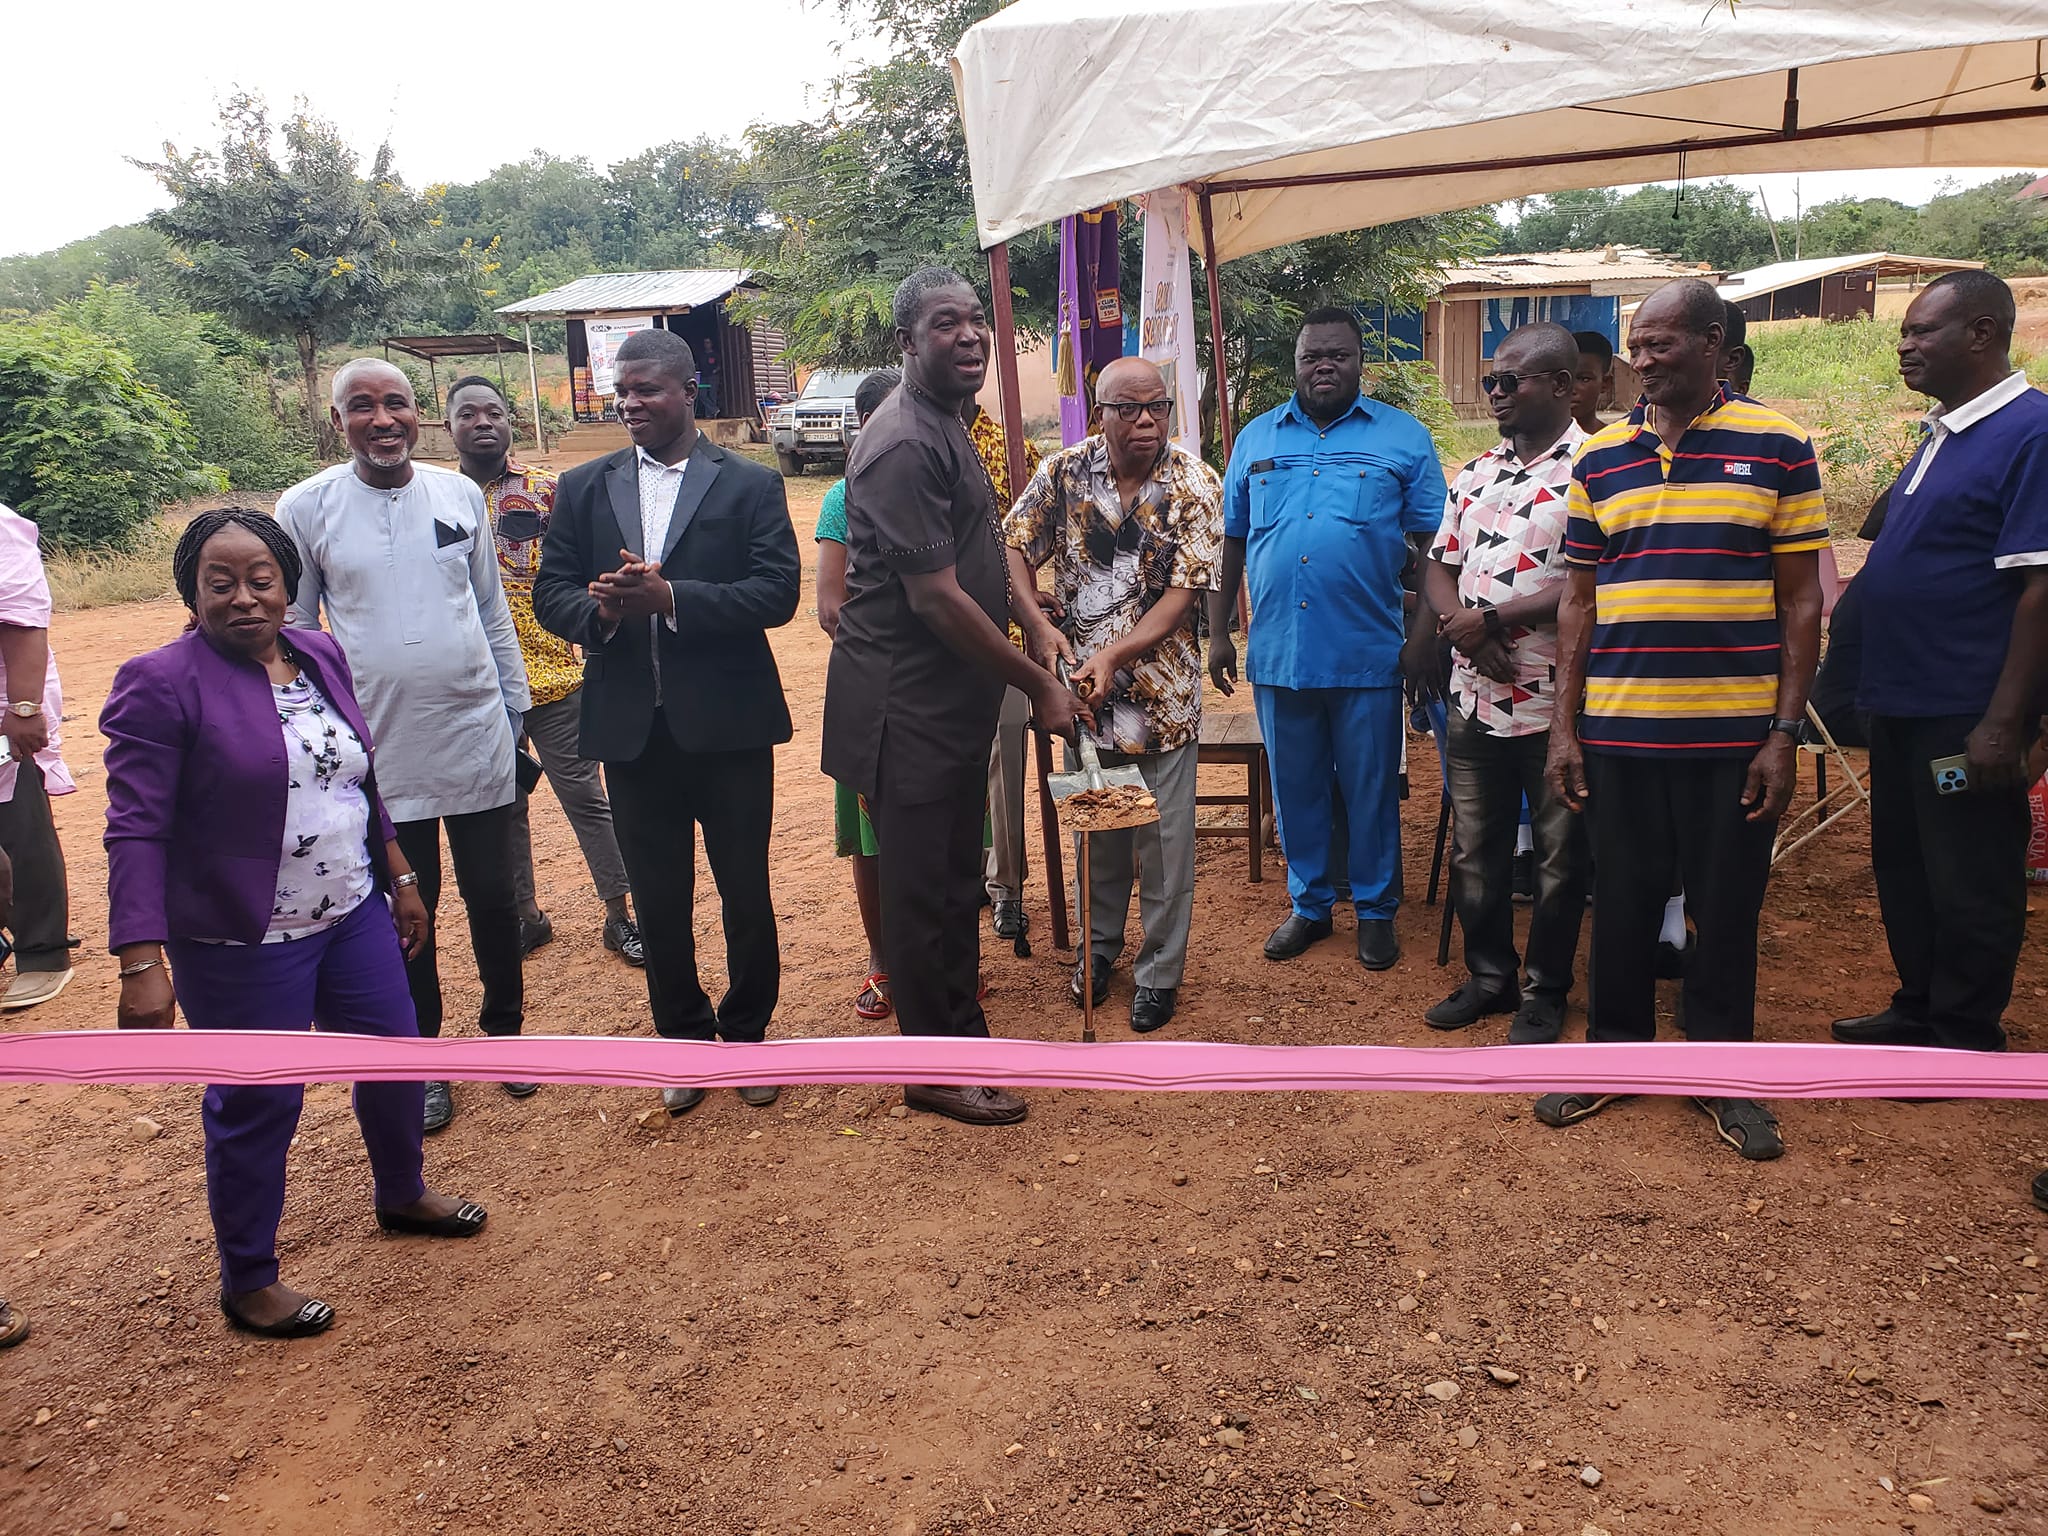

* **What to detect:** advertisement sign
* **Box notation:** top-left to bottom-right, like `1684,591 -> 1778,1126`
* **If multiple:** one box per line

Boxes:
586,317 -> 656,396
1136,188 -> 1202,458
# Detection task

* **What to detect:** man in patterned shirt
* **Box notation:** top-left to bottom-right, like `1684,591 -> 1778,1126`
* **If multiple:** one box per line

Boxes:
1408,323 -> 1589,1044
449,377 -> 642,969
1541,280 -> 1826,1161
1006,357 -> 1222,1034
965,398 -> 1043,944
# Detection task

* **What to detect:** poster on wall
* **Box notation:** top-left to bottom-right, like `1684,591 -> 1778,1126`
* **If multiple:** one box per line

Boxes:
586,317 -> 656,396
1135,187 -> 1202,458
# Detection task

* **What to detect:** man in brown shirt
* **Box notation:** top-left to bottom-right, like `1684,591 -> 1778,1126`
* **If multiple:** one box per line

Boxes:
821,266 -> 1088,1127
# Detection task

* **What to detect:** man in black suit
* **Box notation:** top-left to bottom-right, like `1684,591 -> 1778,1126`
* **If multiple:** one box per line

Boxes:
535,327 -> 800,1116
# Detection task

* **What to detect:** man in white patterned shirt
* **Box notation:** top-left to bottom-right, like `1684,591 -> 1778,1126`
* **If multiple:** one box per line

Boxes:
1406,322 -> 1590,1043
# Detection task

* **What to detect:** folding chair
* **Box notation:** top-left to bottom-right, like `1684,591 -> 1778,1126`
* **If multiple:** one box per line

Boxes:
1408,698 -> 1457,966
1772,543 -> 1870,863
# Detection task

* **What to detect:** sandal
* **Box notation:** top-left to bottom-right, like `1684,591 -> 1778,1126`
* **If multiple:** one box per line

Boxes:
1693,1097 -> 1784,1162
855,971 -> 892,1021
0,1300 -> 28,1349
1534,1091 -> 1629,1128
375,1200 -> 488,1238
976,975 -> 992,1002
219,1290 -> 334,1340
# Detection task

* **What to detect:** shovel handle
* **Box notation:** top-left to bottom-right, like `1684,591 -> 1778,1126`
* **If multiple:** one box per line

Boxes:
1078,833 -> 1095,1043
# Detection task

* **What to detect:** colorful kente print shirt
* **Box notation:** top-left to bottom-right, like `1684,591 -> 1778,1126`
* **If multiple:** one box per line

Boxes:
486,460 -> 582,709
1430,422 -> 1587,737
1004,437 -> 1223,754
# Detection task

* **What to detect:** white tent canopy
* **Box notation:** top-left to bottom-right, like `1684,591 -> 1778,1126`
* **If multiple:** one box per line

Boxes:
952,0 -> 2048,259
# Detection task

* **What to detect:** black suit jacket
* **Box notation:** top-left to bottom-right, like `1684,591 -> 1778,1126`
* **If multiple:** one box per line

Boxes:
534,436 -> 800,763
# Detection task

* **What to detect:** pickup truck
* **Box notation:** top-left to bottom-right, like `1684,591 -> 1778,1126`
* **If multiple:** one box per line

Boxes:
767,369 -> 870,476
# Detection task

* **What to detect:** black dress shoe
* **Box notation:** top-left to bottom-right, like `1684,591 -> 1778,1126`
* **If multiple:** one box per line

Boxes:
1424,977 -> 1518,1029
1508,991 -> 1567,1044
1263,914 -> 1333,960
991,898 -> 1028,941
2033,1169 -> 2048,1213
662,1086 -> 706,1116
519,912 -> 554,956
1069,958 -> 1113,1008
1356,918 -> 1400,971
737,1083 -> 781,1107
904,1084 -> 1027,1125
1831,1008 -> 1934,1046
603,916 -> 645,967
502,1080 -> 538,1099
1130,986 -> 1177,1034
423,1080 -> 454,1134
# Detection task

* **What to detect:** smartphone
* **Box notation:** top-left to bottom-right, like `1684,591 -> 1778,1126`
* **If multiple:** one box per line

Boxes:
1931,754 -> 1971,795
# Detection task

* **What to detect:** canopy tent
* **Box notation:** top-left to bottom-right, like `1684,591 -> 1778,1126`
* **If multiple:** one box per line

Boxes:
953,0 -> 2048,467
954,0 -> 2048,261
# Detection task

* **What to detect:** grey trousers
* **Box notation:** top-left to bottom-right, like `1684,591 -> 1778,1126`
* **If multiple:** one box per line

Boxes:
0,759 -> 70,972
1068,742 -> 1197,990
983,685 -> 1031,901
513,693 -> 632,907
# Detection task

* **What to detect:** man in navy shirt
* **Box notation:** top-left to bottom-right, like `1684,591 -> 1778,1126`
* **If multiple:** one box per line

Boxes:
1834,270 -> 2048,1054
1211,308 -> 1448,970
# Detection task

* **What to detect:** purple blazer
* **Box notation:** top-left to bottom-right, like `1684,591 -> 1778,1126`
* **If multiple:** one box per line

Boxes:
103,627 -> 398,949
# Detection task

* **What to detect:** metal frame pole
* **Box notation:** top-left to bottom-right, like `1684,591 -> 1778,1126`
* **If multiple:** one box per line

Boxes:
1198,191 -> 1235,461
986,241 -> 1029,504
523,322 -> 547,455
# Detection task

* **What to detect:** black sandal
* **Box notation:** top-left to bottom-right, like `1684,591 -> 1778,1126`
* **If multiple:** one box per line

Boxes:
1693,1097 -> 1784,1161
219,1290 -> 334,1339
1534,1091 -> 1630,1128
0,1300 -> 28,1349
375,1200 -> 488,1238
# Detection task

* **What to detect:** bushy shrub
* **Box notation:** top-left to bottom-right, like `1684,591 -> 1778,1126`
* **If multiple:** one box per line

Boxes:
64,285 -> 315,491
0,319 -> 224,549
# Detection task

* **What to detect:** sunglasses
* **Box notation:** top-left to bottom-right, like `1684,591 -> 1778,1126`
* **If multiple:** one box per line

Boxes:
1099,399 -> 1172,422
1480,368 -> 1571,395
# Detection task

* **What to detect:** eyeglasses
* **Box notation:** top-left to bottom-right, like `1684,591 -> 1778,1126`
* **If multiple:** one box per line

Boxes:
1098,399 -> 1172,422
1479,368 -> 1571,395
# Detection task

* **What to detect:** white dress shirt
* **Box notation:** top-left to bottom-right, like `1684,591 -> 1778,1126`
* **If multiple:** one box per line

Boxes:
631,447 -> 685,699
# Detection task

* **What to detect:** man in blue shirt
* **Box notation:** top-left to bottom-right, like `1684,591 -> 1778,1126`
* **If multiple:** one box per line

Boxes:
1833,270 -> 2048,1055
1210,308 -> 1449,969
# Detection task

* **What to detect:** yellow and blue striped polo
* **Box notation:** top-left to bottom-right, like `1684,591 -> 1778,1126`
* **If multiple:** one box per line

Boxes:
1562,385 -> 1828,756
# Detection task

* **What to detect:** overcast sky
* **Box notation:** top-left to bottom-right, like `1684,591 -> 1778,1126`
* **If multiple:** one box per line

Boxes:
0,0 -> 2035,260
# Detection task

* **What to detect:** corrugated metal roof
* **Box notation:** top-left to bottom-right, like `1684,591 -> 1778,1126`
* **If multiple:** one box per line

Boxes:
1716,251 -> 1983,303
496,269 -> 754,319
1437,247 -> 1715,295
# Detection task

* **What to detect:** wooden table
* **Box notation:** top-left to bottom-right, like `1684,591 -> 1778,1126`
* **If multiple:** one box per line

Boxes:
1196,710 -> 1275,882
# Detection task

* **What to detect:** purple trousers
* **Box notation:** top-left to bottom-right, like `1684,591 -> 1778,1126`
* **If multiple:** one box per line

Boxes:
168,895 -> 426,1294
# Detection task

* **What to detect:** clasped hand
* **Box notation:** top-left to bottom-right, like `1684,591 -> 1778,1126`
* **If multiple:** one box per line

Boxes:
590,550 -> 674,623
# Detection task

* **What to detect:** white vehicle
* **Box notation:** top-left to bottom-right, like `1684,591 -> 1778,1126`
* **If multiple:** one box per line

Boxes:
767,370 -> 870,477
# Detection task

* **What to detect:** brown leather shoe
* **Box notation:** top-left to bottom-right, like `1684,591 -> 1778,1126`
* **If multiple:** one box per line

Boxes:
903,1084 -> 1027,1125
737,1083 -> 781,1107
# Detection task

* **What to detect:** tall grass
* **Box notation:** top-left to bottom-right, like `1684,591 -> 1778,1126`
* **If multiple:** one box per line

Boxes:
45,518 -> 179,612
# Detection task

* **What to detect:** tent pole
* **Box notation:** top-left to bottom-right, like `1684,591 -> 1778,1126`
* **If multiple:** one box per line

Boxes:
987,241 -> 1029,507
495,342 -> 510,400
523,322 -> 546,455
1198,191 -> 1234,463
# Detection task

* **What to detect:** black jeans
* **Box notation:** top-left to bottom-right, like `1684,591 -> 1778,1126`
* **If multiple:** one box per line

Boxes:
605,719 -> 778,1043
1445,711 -> 1587,994
0,760 -> 71,972
1868,713 -> 2026,1051
1585,752 -> 1776,1043
867,741 -> 990,1040
393,804 -> 525,1038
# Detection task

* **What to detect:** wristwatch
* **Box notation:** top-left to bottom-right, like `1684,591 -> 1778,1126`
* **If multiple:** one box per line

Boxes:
7,700 -> 41,719
1767,717 -> 1803,740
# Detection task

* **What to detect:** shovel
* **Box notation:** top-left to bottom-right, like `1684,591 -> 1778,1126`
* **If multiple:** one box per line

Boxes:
1046,661 -> 1155,1042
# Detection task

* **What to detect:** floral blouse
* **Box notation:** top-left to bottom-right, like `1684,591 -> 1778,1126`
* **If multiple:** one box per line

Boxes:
261,674 -> 375,942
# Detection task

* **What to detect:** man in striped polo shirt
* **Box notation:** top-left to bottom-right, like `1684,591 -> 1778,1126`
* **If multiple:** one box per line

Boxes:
1539,279 -> 1827,1161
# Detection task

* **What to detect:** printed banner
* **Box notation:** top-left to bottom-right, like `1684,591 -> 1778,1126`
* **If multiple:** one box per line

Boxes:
1136,187 -> 1202,457
4,1030 -> 2045,1102
585,316 -> 656,396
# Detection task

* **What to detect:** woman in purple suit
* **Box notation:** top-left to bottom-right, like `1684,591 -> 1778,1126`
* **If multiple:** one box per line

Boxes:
103,509 -> 488,1339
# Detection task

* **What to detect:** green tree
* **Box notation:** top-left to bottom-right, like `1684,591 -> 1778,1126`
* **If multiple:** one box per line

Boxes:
1503,181 -> 1776,270
1797,196 -> 1919,258
0,318 -> 222,548
63,284 -> 314,490
0,223 -> 178,314
135,93 -> 454,457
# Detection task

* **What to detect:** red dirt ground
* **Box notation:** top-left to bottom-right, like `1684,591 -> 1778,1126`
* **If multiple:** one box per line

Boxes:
2,473 -> 2045,1536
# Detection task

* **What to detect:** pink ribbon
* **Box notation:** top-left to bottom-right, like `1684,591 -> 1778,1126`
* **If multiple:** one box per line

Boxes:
1,1030 -> 2043,1100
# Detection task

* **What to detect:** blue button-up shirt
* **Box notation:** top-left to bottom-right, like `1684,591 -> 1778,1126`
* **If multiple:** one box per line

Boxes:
1223,392 -> 1448,689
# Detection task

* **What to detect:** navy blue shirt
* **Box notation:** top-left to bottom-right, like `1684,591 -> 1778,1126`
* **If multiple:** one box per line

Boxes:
1223,392 -> 1447,689
1857,375 -> 2048,719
